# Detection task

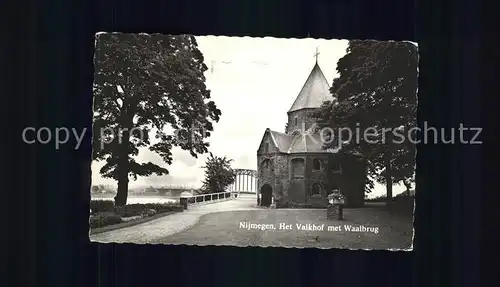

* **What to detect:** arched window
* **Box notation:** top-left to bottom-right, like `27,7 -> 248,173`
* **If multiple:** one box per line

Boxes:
291,158 -> 305,178
294,117 -> 298,126
311,183 -> 321,195
313,158 -> 322,171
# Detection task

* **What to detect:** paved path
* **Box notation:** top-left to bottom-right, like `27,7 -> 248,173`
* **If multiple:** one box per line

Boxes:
89,194 -> 259,244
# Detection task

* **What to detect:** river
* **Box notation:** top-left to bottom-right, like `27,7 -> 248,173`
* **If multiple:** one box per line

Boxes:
91,195 -> 179,204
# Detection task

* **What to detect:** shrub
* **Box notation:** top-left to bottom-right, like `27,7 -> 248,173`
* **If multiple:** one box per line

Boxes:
90,200 -> 115,213
114,204 -> 144,217
144,209 -> 157,216
276,201 -> 289,208
90,212 -> 122,229
138,203 -> 184,214
88,202 -> 184,229
275,196 -> 289,208
115,203 -> 183,217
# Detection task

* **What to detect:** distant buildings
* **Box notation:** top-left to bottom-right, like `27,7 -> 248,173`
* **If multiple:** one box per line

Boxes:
140,185 -> 200,197
91,184 -> 116,194
91,184 -> 200,196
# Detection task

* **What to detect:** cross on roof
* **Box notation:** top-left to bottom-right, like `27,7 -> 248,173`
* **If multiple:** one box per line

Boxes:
314,47 -> 320,63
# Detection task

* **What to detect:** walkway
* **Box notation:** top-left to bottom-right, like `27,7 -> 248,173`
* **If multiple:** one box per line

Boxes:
89,194 -> 258,244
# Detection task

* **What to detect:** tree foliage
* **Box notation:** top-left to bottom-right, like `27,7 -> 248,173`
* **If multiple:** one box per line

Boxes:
200,153 -> 236,194
93,33 -> 221,205
314,40 -> 418,203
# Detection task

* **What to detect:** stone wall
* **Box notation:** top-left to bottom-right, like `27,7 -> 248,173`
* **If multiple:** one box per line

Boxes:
257,135 -> 366,208
288,179 -> 305,203
287,153 -> 366,208
257,153 -> 288,204
271,154 -> 288,200
305,154 -> 330,207
286,109 -> 318,134
257,130 -> 289,205
257,135 -> 281,155
285,154 -> 332,206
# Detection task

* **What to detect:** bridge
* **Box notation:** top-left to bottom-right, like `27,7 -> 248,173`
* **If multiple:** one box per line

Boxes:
137,169 -> 257,197
229,168 -> 258,193
178,169 -> 258,208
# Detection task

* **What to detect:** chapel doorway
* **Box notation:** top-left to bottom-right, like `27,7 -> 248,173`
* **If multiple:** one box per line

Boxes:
260,184 -> 272,207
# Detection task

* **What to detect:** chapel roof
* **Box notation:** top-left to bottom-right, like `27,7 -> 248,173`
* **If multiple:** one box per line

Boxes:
288,62 -> 332,113
266,128 -> 340,154
269,130 -> 294,152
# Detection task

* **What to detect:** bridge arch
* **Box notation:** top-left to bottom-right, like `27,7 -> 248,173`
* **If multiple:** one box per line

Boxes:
230,169 -> 257,193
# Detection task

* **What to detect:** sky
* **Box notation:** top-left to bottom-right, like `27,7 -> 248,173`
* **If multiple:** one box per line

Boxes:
91,35 -> 411,198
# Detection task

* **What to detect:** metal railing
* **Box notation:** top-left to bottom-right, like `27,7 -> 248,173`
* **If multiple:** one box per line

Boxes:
185,191 -> 236,206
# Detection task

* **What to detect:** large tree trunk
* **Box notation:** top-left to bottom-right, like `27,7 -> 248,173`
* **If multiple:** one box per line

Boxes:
114,164 -> 129,206
114,97 -> 137,206
403,179 -> 412,193
385,159 -> 393,206
114,129 -> 130,207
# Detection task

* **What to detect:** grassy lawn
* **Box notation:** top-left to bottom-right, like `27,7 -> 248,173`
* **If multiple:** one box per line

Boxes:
158,204 -> 414,250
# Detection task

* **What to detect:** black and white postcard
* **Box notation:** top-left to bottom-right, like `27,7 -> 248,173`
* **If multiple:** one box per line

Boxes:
89,33 -> 418,250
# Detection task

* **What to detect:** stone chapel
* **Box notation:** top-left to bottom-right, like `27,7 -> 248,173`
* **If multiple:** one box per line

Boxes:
256,57 -> 366,208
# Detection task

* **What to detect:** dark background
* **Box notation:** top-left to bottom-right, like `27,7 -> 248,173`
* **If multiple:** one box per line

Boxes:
8,0 -> 485,286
